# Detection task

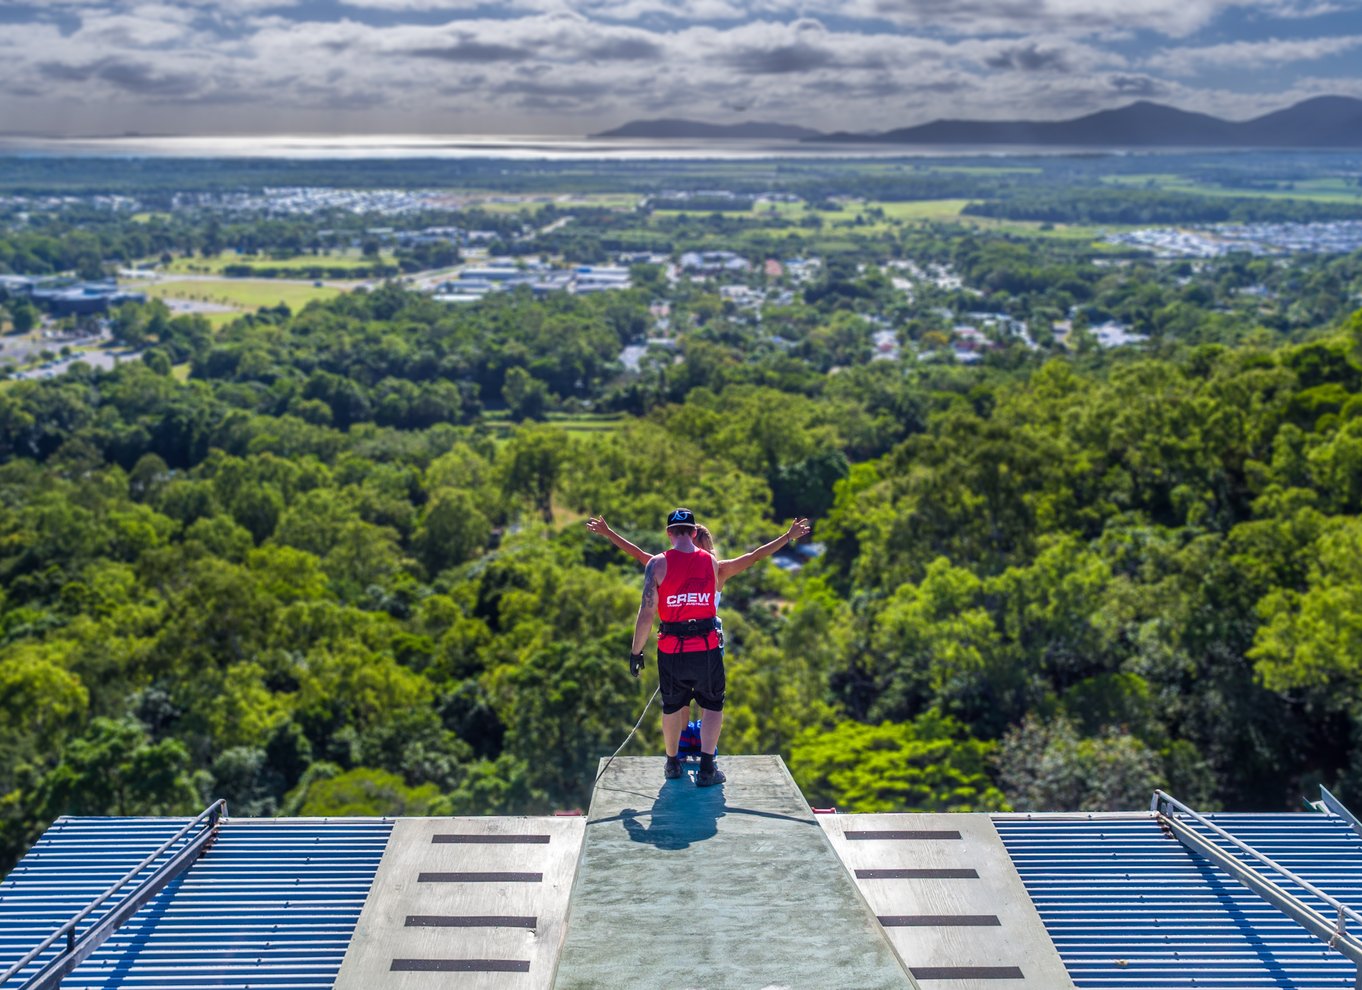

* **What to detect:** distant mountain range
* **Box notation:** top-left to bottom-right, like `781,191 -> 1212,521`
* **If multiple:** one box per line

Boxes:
590,119 -> 822,140
593,97 -> 1362,147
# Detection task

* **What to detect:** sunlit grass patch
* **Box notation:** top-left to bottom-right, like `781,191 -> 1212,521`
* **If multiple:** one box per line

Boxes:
1102,173 -> 1362,204
164,249 -> 391,275
139,279 -> 343,311
482,411 -> 628,437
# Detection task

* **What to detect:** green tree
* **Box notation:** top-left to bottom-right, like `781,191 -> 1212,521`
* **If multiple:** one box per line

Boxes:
789,712 -> 1008,813
1252,516 -> 1362,695
501,426 -> 567,524
415,491 -> 491,577
32,718 -> 199,817
502,366 -> 550,421
286,765 -> 440,816
996,714 -> 1163,812
7,299 -> 37,334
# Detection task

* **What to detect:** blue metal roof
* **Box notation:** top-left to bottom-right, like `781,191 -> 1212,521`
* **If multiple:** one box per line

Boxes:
10,804 -> 1362,989
1,816 -> 392,989
996,812 -> 1362,989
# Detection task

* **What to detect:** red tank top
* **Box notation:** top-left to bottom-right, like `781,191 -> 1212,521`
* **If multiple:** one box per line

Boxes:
656,547 -> 719,653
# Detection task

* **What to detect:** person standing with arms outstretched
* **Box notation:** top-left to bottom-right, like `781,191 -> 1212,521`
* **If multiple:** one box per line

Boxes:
630,508 -> 727,785
588,516 -> 811,596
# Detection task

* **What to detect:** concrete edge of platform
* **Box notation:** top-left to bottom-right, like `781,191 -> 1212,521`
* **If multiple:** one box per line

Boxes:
797,784 -> 923,990
546,816 -> 590,989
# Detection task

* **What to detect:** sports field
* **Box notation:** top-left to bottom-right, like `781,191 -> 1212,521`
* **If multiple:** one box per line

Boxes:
138,278 -> 344,311
164,249 -> 393,275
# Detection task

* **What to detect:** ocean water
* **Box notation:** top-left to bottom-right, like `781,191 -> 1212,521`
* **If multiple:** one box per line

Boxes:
0,133 -> 1133,161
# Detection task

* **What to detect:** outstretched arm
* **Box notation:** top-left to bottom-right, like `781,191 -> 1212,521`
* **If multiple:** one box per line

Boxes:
632,554 -> 666,655
716,517 -> 811,588
587,515 -> 652,567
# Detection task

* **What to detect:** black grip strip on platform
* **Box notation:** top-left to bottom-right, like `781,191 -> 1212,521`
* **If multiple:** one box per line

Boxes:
856,868 -> 979,879
878,914 -> 1001,927
432,833 -> 551,844
911,966 -> 1025,980
406,915 -> 537,929
844,830 -> 962,840
391,960 -> 531,973
418,871 -> 544,883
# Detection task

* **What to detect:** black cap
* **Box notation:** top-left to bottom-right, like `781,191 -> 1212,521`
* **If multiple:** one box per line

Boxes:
666,507 -> 696,529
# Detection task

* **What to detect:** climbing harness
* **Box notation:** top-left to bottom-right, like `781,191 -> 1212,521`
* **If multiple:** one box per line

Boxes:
658,617 -> 717,638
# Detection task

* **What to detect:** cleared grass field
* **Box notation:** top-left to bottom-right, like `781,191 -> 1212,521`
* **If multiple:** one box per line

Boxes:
482,411 -> 628,437
199,312 -> 246,329
165,249 -> 392,275
878,199 -> 974,220
1102,173 -> 1362,204
660,197 -> 1109,242
140,279 -> 343,311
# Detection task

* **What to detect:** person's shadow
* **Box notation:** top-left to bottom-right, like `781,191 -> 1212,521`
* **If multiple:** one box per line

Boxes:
590,769 -> 816,851
619,775 -> 726,851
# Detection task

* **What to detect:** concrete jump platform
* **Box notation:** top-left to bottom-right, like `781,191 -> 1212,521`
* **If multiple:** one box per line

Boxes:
552,756 -> 917,990
819,813 -> 1074,990
335,816 -> 585,990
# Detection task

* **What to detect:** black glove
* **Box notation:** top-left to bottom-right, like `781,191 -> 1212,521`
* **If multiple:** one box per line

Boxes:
629,651 -> 645,678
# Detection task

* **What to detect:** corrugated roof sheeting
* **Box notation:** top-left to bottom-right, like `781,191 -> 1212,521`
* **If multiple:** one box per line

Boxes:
996,812 -> 1362,989
1,816 -> 392,989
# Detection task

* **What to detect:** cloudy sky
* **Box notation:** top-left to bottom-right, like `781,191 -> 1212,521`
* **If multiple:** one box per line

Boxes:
1,0 -> 1360,137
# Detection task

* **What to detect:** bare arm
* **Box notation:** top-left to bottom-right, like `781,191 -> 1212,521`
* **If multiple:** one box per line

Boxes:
716,517 -> 811,589
587,515 -> 652,567
632,554 -> 666,654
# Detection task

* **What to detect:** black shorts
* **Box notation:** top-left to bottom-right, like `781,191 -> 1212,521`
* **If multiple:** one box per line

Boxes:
658,647 -> 725,714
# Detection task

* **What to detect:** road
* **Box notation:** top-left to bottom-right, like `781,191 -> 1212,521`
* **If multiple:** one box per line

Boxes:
12,345 -> 142,380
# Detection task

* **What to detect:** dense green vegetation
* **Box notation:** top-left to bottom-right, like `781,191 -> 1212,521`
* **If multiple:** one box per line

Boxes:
2,266 -> 1362,872
964,188 -> 1362,224
3,150 -> 1361,279
5,150 -> 1362,875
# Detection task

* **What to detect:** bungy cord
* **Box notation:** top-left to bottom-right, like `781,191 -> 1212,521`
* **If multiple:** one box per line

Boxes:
592,684 -> 660,788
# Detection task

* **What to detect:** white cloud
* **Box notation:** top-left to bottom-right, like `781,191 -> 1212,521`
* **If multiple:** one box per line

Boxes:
568,0 -> 748,19
1145,34 -> 1362,75
715,0 -> 1340,38
328,0 -> 555,10
0,0 -> 1356,136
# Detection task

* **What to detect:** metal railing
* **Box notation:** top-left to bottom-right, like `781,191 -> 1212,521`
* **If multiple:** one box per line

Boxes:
1318,785 -> 1362,838
0,799 -> 226,990
1152,789 -> 1362,989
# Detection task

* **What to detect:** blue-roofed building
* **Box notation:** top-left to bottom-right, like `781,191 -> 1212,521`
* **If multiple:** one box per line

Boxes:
997,807 -> 1362,988
5,762 -> 1362,989
28,282 -> 146,317
1,813 -> 391,990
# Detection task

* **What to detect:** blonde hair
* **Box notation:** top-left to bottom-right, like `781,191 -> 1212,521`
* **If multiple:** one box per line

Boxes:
695,524 -> 717,556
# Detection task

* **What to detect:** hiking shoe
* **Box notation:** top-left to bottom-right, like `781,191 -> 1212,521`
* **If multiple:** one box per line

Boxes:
664,756 -> 682,780
695,765 -> 726,787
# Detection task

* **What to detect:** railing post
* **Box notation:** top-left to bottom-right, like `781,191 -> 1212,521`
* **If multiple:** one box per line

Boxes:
1154,788 -> 1362,976
0,799 -> 227,990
